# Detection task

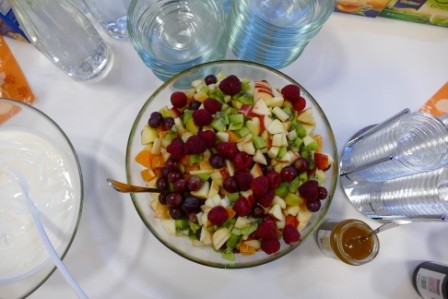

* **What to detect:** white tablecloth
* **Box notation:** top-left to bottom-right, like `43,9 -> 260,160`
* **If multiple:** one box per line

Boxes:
6,12 -> 448,299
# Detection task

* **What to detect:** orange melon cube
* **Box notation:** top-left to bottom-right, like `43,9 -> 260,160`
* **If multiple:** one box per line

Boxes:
314,134 -> 323,152
226,207 -> 237,219
239,242 -> 257,255
140,168 -> 156,182
135,148 -> 153,168
151,154 -> 166,169
226,130 -> 239,142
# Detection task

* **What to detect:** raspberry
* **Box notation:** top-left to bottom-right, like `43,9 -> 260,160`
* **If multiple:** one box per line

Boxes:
282,224 -> 301,244
265,170 -> 281,189
233,196 -> 251,217
219,75 -> 242,96
192,109 -> 213,127
281,84 -> 301,102
298,180 -> 319,201
256,189 -> 275,208
246,194 -> 255,208
198,130 -> 216,148
166,138 -> 185,160
255,218 -> 278,239
250,175 -> 269,196
215,142 -> 238,160
234,170 -> 253,191
207,206 -> 229,226
233,151 -> 253,170
170,91 -> 188,108
260,238 -> 280,255
204,98 -> 222,114
292,96 -> 306,112
184,135 -> 207,155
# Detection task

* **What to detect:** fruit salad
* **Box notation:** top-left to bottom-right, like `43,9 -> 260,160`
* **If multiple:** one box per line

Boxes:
135,73 -> 332,261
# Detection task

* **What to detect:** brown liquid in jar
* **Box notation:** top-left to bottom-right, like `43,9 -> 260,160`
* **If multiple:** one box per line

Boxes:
317,219 -> 379,265
341,225 -> 374,261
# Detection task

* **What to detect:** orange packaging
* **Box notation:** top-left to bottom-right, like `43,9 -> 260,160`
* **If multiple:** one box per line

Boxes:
0,35 -> 35,123
419,82 -> 448,118
335,0 -> 390,17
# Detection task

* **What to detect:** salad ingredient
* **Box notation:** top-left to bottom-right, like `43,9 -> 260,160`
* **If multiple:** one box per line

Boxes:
218,75 -> 242,95
170,91 -> 188,108
283,224 -> 301,244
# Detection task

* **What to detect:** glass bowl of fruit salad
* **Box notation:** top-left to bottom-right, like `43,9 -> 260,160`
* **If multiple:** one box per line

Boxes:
126,60 -> 338,268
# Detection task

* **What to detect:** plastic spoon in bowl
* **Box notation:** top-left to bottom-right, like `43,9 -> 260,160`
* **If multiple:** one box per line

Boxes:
6,170 -> 88,299
106,178 -> 160,193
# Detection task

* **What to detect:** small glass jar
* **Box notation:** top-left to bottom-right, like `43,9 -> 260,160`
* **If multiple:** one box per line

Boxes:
316,219 -> 380,266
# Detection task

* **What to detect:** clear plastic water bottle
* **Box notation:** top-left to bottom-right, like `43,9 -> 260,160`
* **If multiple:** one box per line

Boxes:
83,0 -> 132,39
10,0 -> 112,81
227,0 -> 336,69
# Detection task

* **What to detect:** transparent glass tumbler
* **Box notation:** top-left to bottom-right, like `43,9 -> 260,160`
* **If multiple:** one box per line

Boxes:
346,166 -> 448,218
341,111 -> 448,182
84,0 -> 132,39
127,0 -> 228,82
227,0 -> 336,69
10,0 -> 112,81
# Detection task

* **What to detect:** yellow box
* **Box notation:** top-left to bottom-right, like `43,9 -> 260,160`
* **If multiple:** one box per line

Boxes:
381,0 -> 448,27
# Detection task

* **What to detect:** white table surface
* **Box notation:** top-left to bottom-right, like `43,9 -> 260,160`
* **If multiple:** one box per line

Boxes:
5,12 -> 448,299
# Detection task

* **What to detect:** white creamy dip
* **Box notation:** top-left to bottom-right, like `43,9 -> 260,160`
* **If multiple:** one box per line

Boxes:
0,129 -> 81,283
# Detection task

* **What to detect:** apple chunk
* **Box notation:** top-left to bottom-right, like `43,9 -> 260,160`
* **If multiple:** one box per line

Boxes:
252,98 -> 271,116
212,227 -> 231,250
141,125 -> 158,144
266,119 -> 285,134
297,108 -> 315,125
